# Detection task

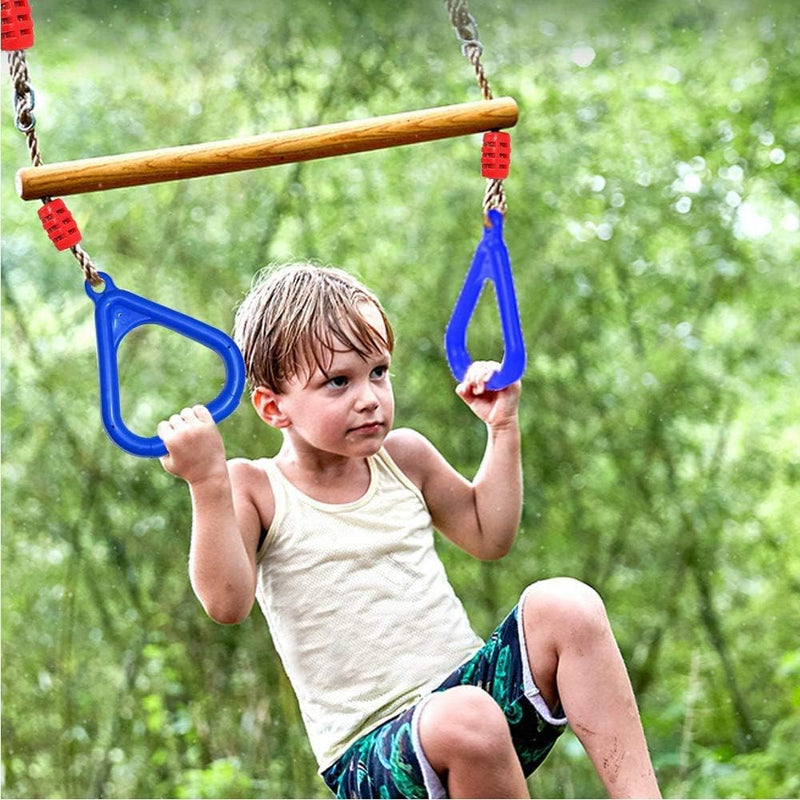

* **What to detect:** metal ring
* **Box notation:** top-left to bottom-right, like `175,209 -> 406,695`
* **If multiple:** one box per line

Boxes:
460,39 -> 483,58
14,111 -> 36,133
13,86 -> 36,133
13,85 -> 36,113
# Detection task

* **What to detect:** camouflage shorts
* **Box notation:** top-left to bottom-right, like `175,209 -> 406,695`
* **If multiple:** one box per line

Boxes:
321,592 -> 568,798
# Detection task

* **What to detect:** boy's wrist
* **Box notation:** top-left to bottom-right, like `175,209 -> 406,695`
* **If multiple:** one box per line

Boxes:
486,414 -> 520,436
186,464 -> 230,493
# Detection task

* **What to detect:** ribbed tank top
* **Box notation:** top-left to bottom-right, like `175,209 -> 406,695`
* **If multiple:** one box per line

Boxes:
255,447 -> 484,770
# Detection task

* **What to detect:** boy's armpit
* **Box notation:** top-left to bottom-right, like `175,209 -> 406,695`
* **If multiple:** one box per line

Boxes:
228,458 -> 276,557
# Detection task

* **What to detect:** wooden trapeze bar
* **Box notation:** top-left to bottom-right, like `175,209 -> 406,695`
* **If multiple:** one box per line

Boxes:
16,96 -> 518,200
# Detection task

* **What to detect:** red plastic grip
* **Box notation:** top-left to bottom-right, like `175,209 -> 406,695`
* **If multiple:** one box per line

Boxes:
38,199 -> 82,251
481,131 -> 511,180
1,0 -> 34,51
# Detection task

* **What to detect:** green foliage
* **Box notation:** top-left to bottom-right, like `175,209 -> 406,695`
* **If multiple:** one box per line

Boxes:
2,0 -> 798,797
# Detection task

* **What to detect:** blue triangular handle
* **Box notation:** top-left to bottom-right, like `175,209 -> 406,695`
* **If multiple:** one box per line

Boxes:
444,209 -> 526,390
85,272 -> 246,458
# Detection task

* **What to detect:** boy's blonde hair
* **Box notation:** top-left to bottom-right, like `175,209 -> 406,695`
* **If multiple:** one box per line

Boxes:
233,263 -> 395,391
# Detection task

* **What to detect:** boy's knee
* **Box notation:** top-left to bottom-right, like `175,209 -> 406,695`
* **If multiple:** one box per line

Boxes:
418,686 -> 511,769
524,577 -> 609,639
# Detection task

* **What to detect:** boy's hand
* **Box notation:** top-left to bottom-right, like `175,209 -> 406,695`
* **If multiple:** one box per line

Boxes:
455,361 -> 521,429
157,405 -> 228,486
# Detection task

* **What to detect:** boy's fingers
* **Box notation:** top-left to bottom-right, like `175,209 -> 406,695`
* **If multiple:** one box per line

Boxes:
193,404 -> 213,422
174,405 -> 213,424
462,360 -> 500,392
158,406 -> 214,440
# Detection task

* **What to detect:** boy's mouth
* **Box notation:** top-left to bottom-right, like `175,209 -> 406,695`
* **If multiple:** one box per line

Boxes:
349,421 -> 383,434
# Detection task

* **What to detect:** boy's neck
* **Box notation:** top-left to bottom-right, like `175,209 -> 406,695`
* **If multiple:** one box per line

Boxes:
275,446 -> 373,505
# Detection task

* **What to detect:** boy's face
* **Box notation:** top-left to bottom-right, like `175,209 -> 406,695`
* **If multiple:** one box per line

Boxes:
263,303 -> 395,460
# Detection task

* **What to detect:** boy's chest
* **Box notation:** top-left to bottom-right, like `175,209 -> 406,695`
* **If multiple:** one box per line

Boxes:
273,482 -> 433,572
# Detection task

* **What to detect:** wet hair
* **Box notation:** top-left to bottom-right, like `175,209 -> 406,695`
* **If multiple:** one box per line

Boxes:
233,262 -> 394,391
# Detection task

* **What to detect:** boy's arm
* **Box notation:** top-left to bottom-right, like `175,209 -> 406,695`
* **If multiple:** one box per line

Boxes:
388,362 -> 522,561
158,405 -> 268,624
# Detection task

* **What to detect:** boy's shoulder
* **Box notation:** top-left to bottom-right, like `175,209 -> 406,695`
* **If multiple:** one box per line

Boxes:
226,456 -> 274,500
384,428 -> 441,488
227,455 -> 268,478
384,427 -> 431,456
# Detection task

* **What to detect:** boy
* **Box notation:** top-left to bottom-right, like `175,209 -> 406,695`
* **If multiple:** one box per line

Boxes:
158,263 -> 660,799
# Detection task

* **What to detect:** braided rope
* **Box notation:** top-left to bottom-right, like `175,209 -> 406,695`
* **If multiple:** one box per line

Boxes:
464,39 -> 493,102
6,50 -> 102,285
483,178 -> 507,216
442,0 -> 507,215
8,50 -> 42,163
71,244 -> 102,285
443,0 -> 492,100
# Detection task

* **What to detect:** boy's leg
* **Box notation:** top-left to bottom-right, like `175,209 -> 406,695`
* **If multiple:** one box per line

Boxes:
522,578 -> 661,799
417,684 -> 530,798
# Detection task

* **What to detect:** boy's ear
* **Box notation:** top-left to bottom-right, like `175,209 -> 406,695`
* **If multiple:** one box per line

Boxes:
252,386 -> 291,429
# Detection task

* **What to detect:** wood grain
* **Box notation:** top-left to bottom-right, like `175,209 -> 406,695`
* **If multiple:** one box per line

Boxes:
16,97 -> 518,200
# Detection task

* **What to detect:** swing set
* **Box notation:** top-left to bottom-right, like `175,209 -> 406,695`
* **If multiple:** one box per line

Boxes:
3,0 -> 526,458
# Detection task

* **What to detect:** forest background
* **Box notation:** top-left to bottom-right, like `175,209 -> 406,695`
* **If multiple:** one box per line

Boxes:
1,0 -> 798,797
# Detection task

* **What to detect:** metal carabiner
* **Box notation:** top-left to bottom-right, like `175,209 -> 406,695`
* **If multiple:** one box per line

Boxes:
444,208 -> 526,390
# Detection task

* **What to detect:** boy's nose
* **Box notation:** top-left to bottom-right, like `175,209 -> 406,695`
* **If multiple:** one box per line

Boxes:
355,382 -> 380,411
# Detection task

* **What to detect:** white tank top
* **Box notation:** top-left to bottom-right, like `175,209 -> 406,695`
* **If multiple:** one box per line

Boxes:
255,447 -> 484,770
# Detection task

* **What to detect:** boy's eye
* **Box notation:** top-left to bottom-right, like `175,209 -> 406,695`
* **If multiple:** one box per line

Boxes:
371,365 -> 389,380
326,375 -> 348,389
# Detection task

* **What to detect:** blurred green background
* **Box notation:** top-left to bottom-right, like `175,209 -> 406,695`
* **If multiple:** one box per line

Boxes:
2,0 -> 798,797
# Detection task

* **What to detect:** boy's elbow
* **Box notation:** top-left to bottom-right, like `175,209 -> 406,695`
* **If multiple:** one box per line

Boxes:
213,612 -> 250,626
204,598 -> 252,625
194,584 -> 255,625
476,532 -> 517,561
190,569 -> 256,625
478,544 -> 513,562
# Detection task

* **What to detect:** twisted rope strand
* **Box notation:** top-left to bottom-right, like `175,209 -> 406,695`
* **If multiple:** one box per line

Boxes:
466,44 -> 493,102
72,244 -> 103,286
483,178 -> 507,216
7,50 -> 102,285
443,0 -> 507,214
443,0 -> 492,100
8,50 -> 43,164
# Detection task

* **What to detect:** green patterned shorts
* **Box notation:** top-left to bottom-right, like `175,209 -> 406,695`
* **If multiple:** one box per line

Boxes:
321,592 -> 568,798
